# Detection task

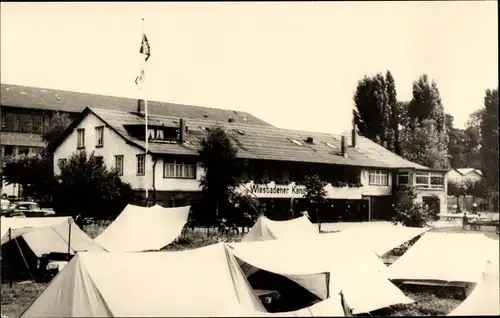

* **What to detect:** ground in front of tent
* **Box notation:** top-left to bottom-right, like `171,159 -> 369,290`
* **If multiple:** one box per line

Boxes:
1,221 -> 497,318
0,281 -> 463,318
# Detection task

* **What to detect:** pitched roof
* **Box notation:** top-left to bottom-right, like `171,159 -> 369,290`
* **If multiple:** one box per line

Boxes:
0,83 -> 272,126
75,107 -> 429,170
456,168 -> 483,176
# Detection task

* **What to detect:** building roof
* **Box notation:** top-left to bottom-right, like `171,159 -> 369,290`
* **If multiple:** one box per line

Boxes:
53,107 -> 430,170
455,168 -> 483,176
0,83 -> 272,126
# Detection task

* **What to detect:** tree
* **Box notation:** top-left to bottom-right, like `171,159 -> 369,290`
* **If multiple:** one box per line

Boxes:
353,74 -> 390,147
405,74 -> 449,169
230,192 -> 261,229
42,112 -> 73,145
402,119 -> 450,169
53,150 -> 133,223
447,181 -> 466,212
408,74 -> 446,131
303,173 -> 327,232
466,108 -> 485,133
396,101 -> 411,157
446,114 -> 465,168
386,71 -> 400,154
462,125 -> 482,168
464,179 -> 489,201
480,88 -> 499,192
197,125 -> 241,227
392,187 -> 432,227
2,152 -> 55,200
447,112 -> 482,169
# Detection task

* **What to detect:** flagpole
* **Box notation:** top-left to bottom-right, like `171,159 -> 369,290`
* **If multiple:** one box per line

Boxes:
142,18 -> 149,205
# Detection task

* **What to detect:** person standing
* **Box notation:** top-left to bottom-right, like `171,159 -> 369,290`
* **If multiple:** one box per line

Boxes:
462,213 -> 468,231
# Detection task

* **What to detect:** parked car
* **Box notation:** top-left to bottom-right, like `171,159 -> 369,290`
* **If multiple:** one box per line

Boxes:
1,199 -> 11,213
3,201 -> 56,218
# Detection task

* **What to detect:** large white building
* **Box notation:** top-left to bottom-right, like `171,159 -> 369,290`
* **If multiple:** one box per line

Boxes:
1,83 -> 270,198
48,105 -> 448,221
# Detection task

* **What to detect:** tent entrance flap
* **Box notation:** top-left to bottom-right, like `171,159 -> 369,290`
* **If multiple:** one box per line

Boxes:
245,266 -> 328,313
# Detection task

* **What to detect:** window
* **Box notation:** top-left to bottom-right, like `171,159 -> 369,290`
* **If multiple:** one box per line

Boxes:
20,114 -> 32,133
397,172 -> 410,185
369,170 -> 388,186
33,115 -> 43,133
4,112 -> 16,131
95,126 -> 104,147
147,128 -> 156,140
155,129 -> 164,140
415,172 -> 445,189
136,154 -> 145,176
31,147 -> 43,154
18,146 -> 30,155
163,160 -> 196,179
430,175 -> 445,188
58,158 -> 67,167
415,174 -> 429,186
4,146 -> 14,156
77,129 -> 85,149
115,155 -> 124,176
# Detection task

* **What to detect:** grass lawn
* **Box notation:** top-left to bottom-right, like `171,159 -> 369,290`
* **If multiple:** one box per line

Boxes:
1,222 -> 496,318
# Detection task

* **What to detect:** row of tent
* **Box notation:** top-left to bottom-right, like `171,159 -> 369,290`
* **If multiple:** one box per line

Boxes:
1,206 -> 499,316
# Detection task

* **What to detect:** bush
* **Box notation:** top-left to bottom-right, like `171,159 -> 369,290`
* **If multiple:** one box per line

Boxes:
53,150 -> 133,222
164,227 -> 244,251
392,187 -> 433,227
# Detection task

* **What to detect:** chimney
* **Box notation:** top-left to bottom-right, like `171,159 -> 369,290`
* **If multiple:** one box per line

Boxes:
341,136 -> 346,157
351,126 -> 357,148
179,118 -> 186,143
137,99 -> 145,115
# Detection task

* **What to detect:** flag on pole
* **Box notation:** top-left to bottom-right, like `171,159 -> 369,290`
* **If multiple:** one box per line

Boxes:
135,32 -> 151,87
139,33 -> 151,61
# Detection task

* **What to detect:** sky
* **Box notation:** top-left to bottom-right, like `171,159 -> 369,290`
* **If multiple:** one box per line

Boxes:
1,1 -> 498,133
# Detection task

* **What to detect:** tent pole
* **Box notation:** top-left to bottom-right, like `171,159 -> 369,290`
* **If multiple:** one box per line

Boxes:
9,227 -> 12,288
67,219 -> 72,258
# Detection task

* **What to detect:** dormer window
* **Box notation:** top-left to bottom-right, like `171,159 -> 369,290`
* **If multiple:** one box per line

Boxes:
146,127 -> 178,143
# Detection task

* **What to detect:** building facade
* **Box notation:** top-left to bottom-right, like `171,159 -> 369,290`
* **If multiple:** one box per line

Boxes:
50,106 -> 448,222
1,83 -> 270,198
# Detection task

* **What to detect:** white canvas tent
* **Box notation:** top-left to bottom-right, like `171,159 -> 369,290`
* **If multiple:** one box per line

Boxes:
230,235 -> 413,315
331,224 -> 429,256
1,220 -> 105,256
242,216 -> 318,242
448,260 -> 500,316
262,296 -> 346,317
388,232 -> 499,285
94,204 -> 190,252
0,216 -> 72,238
21,243 -> 267,317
